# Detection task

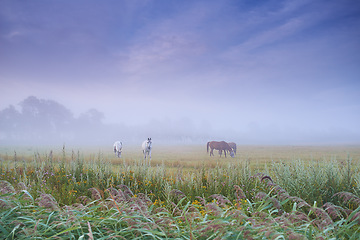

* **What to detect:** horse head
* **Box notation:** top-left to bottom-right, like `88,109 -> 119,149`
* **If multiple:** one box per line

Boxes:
230,150 -> 235,158
147,138 -> 152,149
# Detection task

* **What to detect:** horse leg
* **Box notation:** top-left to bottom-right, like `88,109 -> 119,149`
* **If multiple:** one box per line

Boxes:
210,148 -> 213,156
147,150 -> 150,165
224,150 -> 227,157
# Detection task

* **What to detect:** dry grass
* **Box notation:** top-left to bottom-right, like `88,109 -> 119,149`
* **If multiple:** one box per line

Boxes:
2,144 -> 359,173
106,144 -> 360,175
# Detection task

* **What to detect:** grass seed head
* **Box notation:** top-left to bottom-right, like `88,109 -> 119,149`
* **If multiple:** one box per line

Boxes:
205,202 -> 222,216
234,185 -> 246,199
88,188 -> 102,200
169,189 -> 186,200
36,193 -> 59,210
117,184 -> 134,198
255,191 -> 267,201
209,194 -> 231,208
333,191 -> 360,207
322,202 -> 345,220
0,180 -> 15,194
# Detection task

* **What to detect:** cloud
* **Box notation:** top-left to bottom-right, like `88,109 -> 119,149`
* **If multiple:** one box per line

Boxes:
118,34 -> 203,75
114,2 -> 219,76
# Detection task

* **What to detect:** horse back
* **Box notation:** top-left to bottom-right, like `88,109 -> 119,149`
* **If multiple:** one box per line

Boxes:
209,141 -> 231,150
141,141 -> 146,150
114,141 -> 122,149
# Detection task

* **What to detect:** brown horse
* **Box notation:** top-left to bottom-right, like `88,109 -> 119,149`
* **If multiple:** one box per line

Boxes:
227,142 -> 237,155
207,141 -> 235,158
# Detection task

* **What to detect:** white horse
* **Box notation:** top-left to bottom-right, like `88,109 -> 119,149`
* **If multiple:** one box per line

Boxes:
113,141 -> 122,158
141,138 -> 152,164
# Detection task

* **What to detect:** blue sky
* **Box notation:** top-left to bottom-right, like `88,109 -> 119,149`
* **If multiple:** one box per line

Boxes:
1,0 -> 360,144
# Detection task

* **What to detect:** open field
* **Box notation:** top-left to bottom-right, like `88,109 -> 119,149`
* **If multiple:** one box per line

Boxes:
2,144 -> 359,171
1,144 -> 360,239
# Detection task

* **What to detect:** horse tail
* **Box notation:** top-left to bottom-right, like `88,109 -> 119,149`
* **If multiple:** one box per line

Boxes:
207,142 -> 210,153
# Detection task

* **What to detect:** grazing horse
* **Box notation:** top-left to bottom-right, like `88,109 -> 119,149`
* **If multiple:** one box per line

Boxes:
113,141 -> 122,158
228,142 -> 237,155
142,138 -> 152,164
207,141 -> 235,158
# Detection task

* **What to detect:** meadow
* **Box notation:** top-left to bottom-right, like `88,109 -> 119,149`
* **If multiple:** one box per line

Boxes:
1,144 -> 360,239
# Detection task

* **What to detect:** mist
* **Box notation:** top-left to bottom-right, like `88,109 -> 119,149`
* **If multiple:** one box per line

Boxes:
1,96 -> 359,147
0,96 -> 217,146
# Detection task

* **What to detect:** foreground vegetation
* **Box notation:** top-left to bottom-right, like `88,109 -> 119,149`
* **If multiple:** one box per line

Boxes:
1,146 -> 360,239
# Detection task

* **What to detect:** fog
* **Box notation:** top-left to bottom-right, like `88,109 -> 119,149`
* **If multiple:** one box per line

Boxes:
1,96 -> 359,146
1,1 -> 360,146
0,96 -> 214,146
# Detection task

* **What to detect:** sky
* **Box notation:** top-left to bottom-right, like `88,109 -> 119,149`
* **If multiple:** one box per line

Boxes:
1,0 -> 360,145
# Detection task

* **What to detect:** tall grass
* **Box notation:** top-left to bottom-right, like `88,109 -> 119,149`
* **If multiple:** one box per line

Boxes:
1,147 -> 360,239
272,155 -> 359,207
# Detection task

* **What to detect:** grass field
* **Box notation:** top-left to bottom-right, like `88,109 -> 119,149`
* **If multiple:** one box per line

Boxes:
1,144 -> 360,239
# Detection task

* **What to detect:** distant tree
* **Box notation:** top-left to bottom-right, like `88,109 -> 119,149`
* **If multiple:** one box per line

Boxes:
0,105 -> 21,140
75,108 -> 106,142
20,96 -> 74,124
78,108 -> 104,125
0,96 -> 77,143
0,96 -> 111,145
20,96 -> 41,118
18,96 -> 75,137
0,105 -> 20,127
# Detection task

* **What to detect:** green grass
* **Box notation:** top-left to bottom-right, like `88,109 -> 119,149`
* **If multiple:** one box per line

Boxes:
1,145 -> 360,239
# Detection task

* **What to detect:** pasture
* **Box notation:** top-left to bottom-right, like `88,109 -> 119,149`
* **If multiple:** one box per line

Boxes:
1,144 -> 360,239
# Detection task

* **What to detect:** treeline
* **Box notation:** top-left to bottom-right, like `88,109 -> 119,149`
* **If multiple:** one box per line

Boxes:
0,96 -> 210,146
0,96 -> 117,145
